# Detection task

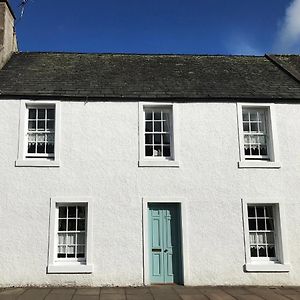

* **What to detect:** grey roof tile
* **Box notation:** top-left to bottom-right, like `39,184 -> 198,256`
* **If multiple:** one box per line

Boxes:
0,52 -> 300,100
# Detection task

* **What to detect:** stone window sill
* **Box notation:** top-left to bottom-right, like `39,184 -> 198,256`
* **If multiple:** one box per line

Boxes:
15,159 -> 60,167
245,263 -> 290,272
47,264 -> 93,274
238,161 -> 281,169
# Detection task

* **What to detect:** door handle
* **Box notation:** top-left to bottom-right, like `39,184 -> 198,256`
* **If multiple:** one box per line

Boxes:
164,249 -> 168,253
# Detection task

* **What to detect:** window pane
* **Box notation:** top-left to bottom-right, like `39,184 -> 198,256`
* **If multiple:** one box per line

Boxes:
266,232 -> 274,244
267,245 -> 276,257
250,112 -> 258,121
47,109 -> 55,119
163,134 -> 170,144
154,112 -> 161,120
77,219 -> 85,231
67,246 -> 75,258
28,121 -> 36,131
257,219 -> 265,230
28,143 -> 36,153
145,112 -> 152,120
250,123 -> 258,132
256,206 -> 264,217
67,233 -> 76,245
258,246 -> 267,257
153,145 -> 162,157
244,146 -> 250,156
47,120 -> 55,130
58,233 -> 67,244
163,146 -> 170,157
77,233 -> 85,244
248,219 -> 256,230
260,145 -> 268,156
37,142 -> 45,153
77,246 -> 85,258
57,246 -> 66,258
145,146 -> 153,156
145,122 -> 152,132
154,122 -> 161,132
38,109 -> 45,119
78,207 -> 85,218
46,143 -> 54,154
242,112 -> 249,121
248,206 -> 255,217
28,109 -> 36,119
163,121 -> 170,132
68,219 -> 76,231
249,232 -> 256,244
250,145 -> 259,156
59,207 -> 67,218
257,233 -> 266,244
266,219 -> 274,230
243,123 -> 249,132
154,134 -> 161,144
250,246 -> 258,257
37,134 -> 45,142
145,134 -> 152,144
38,121 -> 45,131
68,206 -> 76,218
59,219 -> 66,231
265,206 -> 273,218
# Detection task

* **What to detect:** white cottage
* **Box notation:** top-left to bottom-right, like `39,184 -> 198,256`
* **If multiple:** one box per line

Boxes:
1,0 -> 300,287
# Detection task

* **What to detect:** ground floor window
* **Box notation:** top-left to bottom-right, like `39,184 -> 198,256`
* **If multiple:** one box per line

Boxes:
47,197 -> 93,273
242,199 -> 290,272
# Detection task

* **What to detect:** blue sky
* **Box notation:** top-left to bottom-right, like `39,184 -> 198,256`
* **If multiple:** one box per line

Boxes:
9,0 -> 300,55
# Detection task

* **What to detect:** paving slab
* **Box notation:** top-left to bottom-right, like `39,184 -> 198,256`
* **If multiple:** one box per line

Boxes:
76,288 -> 101,296
18,288 -> 51,300
180,295 -> 208,300
73,295 -> 99,300
126,287 -> 151,295
246,287 -> 291,300
100,294 -> 126,300
285,296 -> 300,300
0,288 -> 26,300
101,288 -> 125,295
50,288 -> 76,295
198,287 -> 236,300
126,295 -> 154,300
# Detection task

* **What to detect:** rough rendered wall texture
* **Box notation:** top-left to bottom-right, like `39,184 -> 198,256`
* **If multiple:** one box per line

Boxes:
0,100 -> 300,286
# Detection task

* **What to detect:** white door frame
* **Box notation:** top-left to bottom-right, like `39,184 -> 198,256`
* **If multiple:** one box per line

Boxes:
142,197 -> 189,285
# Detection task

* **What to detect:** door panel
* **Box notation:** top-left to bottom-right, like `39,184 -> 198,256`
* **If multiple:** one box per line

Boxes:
149,203 -> 182,284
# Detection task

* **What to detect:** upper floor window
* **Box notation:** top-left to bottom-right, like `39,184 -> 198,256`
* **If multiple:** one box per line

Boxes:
139,103 -> 179,167
27,107 -> 55,158
144,108 -> 172,158
242,108 -> 268,160
16,101 -> 61,167
237,103 -> 280,169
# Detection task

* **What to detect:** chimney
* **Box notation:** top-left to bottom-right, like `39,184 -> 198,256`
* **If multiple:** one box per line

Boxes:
0,0 -> 17,68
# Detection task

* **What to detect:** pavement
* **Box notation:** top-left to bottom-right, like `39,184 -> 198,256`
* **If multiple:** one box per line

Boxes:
1,286 -> 300,300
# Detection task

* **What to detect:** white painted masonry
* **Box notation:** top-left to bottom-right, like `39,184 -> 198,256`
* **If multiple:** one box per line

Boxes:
1,100 -> 300,287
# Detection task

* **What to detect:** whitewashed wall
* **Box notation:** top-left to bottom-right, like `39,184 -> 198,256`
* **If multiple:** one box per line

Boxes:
0,100 -> 300,286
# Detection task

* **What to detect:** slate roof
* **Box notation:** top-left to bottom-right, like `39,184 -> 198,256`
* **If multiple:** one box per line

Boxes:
0,52 -> 300,100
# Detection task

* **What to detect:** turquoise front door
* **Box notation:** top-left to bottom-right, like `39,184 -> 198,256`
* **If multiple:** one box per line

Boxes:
148,203 -> 182,284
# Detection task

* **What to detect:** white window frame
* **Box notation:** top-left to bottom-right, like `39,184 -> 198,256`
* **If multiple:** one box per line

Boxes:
138,102 -> 179,167
16,100 -> 61,167
48,197 -> 93,274
242,198 -> 290,272
237,103 -> 280,169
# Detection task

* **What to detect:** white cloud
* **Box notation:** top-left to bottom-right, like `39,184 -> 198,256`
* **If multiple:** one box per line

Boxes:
225,36 -> 262,55
274,0 -> 300,53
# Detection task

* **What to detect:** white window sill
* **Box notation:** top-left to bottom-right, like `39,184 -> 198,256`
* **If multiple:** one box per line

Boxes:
47,264 -> 93,274
245,263 -> 290,272
139,160 -> 179,167
15,159 -> 60,167
238,161 -> 281,169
